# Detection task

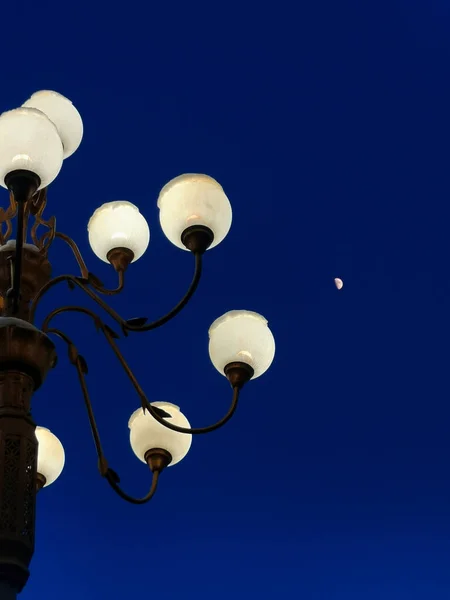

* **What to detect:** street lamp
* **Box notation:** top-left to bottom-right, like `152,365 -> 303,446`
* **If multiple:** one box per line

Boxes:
0,91 -> 276,598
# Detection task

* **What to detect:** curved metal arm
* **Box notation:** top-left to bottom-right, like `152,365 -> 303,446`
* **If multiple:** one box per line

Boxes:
48,327 -> 162,505
146,385 -> 240,435
44,305 -> 241,435
54,231 -> 125,296
48,328 -> 106,462
54,232 -> 89,278
129,251 -> 203,332
34,251 -> 202,333
32,270 -> 125,325
104,469 -> 160,505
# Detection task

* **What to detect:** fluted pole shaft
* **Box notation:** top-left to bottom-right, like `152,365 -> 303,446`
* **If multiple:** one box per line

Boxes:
0,371 -> 37,595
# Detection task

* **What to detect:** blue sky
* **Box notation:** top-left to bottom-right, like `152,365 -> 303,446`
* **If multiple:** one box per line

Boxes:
2,0 -> 450,598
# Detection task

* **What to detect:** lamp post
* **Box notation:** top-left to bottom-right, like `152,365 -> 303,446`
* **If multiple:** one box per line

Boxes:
0,91 -> 276,597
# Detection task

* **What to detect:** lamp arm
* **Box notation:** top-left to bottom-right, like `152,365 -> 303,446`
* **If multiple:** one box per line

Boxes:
124,251 -> 203,332
104,469 -> 160,505
106,318 -> 242,433
43,305 -> 242,435
54,231 -> 125,296
47,326 -> 161,505
27,189 -> 122,296
33,251 -> 202,334
54,231 -> 89,278
30,272 -> 124,324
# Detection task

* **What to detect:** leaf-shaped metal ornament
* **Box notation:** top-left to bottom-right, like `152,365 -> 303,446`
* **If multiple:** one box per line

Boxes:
68,343 -> 78,365
75,276 -> 90,285
103,324 -> 120,339
77,355 -> 89,374
88,272 -> 105,288
151,405 -> 173,419
107,468 -> 121,484
126,317 -> 148,327
91,315 -> 103,332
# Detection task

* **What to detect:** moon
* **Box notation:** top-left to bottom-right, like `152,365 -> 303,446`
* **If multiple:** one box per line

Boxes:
334,278 -> 343,290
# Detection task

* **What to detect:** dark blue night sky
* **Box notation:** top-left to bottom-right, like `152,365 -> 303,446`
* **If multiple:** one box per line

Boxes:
2,0 -> 450,598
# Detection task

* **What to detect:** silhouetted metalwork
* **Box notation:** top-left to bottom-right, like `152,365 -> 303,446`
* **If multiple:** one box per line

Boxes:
0,178 -> 253,594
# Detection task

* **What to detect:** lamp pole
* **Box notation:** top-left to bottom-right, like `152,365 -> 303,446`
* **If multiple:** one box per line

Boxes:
0,91 -> 275,597
0,581 -> 16,600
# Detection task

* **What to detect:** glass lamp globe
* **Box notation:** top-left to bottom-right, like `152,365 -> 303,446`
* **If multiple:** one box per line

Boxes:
36,426 -> 65,487
157,174 -> 232,250
209,310 -> 275,379
129,402 -> 192,467
0,107 -> 63,190
88,201 -> 150,263
22,90 -> 83,159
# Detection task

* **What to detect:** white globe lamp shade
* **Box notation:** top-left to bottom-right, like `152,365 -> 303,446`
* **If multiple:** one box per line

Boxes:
157,174 -> 232,250
23,90 -> 83,159
0,108 -> 63,190
209,310 -> 275,379
36,426 -> 65,487
129,402 -> 192,467
88,201 -> 150,263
